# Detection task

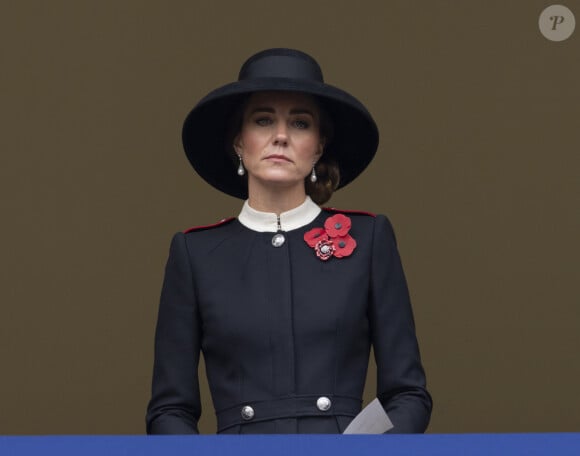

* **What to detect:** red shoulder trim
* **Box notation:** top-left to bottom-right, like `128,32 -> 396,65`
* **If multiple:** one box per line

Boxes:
322,207 -> 376,217
183,217 -> 236,233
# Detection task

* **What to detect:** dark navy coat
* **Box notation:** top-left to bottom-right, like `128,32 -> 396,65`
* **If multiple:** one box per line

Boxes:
146,208 -> 432,434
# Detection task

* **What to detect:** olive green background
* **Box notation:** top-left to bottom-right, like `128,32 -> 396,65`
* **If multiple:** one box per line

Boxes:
1,0 -> 578,434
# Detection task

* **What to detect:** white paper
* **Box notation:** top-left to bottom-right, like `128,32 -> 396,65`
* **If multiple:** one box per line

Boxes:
343,398 -> 393,434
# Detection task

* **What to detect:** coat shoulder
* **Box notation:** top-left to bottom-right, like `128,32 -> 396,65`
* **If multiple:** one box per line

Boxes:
183,217 -> 236,234
321,207 -> 377,218
321,208 -> 396,237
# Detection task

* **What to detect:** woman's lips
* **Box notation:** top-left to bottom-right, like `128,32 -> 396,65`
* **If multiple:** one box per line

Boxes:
264,154 -> 292,162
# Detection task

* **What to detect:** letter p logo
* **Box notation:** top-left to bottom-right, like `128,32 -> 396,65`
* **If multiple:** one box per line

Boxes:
550,15 -> 565,30
539,5 -> 576,41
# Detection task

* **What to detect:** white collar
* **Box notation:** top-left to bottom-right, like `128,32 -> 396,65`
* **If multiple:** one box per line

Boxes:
238,196 -> 321,232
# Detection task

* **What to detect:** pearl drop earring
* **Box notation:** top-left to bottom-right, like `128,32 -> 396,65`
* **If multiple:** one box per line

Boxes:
237,155 -> 245,176
310,164 -> 317,183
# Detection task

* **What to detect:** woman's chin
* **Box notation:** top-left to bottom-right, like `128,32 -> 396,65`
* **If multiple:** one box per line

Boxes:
249,174 -> 307,192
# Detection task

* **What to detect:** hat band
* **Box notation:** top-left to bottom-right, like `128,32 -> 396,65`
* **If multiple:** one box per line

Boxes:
239,55 -> 323,82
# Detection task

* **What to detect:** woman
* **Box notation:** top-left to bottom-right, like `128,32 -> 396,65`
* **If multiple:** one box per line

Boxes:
146,48 -> 432,434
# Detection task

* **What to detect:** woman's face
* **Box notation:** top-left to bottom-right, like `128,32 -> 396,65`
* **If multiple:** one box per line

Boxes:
234,91 -> 324,194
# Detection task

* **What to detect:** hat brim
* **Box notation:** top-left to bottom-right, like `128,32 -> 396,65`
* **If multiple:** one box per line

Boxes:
182,77 -> 379,199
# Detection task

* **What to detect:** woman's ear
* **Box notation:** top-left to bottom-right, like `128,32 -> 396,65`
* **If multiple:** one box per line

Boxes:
233,135 -> 243,156
316,138 -> 325,160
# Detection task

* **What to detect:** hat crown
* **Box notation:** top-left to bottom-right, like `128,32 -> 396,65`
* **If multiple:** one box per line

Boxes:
238,48 -> 324,82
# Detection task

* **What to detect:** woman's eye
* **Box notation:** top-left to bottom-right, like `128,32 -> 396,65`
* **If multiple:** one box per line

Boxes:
255,117 -> 272,126
293,119 -> 310,129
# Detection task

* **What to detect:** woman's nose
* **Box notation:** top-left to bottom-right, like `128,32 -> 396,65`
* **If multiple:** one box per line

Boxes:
273,125 -> 288,146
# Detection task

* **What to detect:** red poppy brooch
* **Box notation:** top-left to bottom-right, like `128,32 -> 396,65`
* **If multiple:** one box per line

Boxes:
304,214 -> 357,261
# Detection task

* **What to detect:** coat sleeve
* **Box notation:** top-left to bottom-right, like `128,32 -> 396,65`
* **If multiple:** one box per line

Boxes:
146,232 -> 202,434
369,215 -> 433,433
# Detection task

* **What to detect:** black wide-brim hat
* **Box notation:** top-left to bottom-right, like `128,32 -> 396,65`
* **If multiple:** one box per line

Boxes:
182,48 -> 379,199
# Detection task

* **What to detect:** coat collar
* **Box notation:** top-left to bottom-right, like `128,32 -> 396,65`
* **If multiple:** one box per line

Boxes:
238,196 -> 321,232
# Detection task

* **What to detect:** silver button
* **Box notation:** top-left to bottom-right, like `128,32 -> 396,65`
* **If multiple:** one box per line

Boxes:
316,396 -> 331,411
271,233 -> 285,247
241,405 -> 255,420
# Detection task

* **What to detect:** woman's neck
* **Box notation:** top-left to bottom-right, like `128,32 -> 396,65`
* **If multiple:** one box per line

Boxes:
247,181 -> 307,214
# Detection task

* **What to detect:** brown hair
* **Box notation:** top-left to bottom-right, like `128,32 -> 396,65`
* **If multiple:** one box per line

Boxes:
304,103 -> 339,205
305,156 -> 340,205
